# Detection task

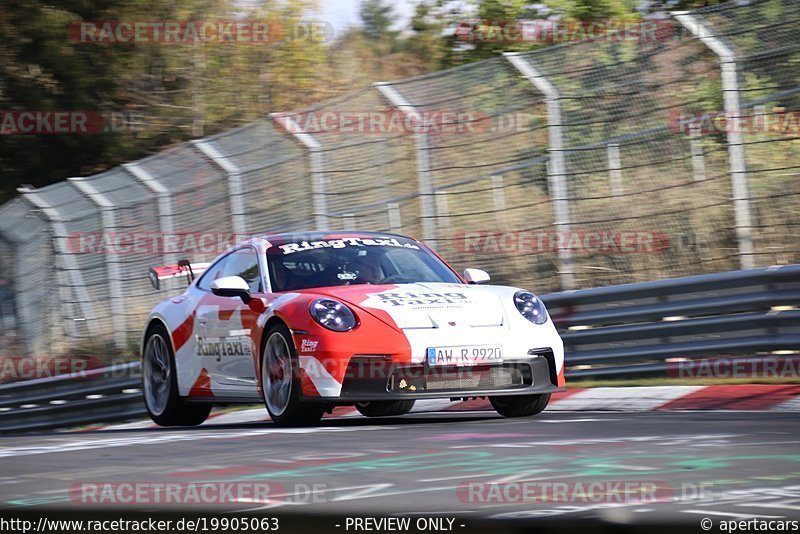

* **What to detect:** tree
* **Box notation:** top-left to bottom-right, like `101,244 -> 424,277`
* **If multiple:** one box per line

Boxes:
359,0 -> 396,42
564,0 -> 629,21
0,0 -> 328,202
404,0 -> 465,71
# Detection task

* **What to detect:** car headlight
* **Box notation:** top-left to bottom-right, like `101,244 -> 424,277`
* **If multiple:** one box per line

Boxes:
310,298 -> 358,332
513,291 -> 548,325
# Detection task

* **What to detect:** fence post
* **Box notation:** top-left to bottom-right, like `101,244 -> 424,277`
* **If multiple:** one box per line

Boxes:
69,177 -> 127,349
491,174 -> 506,212
673,11 -> 755,270
192,140 -> 248,237
504,52 -> 576,289
17,186 -> 100,338
374,82 -> 437,243
607,143 -> 624,197
689,124 -> 706,182
270,113 -> 329,232
387,203 -> 402,233
434,190 -> 449,232
0,229 -> 27,353
123,163 -> 178,268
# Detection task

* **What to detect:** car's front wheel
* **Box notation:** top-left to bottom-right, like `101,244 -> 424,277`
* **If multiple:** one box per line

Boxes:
355,400 -> 415,417
490,393 -> 550,417
261,323 -> 325,426
142,324 -> 211,426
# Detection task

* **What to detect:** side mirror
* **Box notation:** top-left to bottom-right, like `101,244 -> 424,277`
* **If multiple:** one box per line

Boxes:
463,268 -> 490,284
211,276 -> 251,303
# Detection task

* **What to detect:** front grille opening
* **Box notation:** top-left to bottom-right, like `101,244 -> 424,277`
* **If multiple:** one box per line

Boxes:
388,363 -> 532,393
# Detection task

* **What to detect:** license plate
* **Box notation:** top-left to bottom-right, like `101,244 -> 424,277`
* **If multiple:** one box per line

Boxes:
427,345 -> 503,367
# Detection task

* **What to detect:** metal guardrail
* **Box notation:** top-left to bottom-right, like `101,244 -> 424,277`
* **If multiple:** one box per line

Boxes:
0,362 -> 144,433
0,265 -> 798,432
544,264 -> 800,378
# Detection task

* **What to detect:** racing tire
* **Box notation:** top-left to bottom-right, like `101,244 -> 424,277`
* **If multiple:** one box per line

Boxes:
142,323 -> 212,427
490,393 -> 550,418
355,400 -> 416,417
261,323 -> 325,426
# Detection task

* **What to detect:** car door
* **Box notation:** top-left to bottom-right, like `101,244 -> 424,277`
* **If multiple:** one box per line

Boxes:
196,247 -> 265,395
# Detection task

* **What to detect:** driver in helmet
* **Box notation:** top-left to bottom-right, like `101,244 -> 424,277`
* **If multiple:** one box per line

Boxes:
350,256 -> 382,285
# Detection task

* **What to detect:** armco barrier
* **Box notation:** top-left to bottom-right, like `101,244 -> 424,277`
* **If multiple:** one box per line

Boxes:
0,265 -> 798,432
544,264 -> 800,378
0,363 -> 144,433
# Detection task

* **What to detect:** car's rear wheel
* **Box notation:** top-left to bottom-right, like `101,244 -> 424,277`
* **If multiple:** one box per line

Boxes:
142,324 -> 211,426
261,323 -> 324,426
355,400 -> 416,417
490,393 -> 550,417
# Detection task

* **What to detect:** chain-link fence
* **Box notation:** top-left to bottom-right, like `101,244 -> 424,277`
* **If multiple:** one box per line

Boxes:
0,0 -> 797,358
378,58 -> 557,293
0,199 -> 56,356
509,18 -> 739,289
274,86 -> 422,237
692,0 -> 800,267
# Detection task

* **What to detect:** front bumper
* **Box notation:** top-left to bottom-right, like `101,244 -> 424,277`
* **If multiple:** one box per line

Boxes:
327,351 -> 564,401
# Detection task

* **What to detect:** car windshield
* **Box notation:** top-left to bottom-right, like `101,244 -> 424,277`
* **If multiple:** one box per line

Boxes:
266,236 -> 462,292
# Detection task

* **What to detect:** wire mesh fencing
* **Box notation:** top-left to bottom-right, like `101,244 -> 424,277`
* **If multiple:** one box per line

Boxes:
0,0 -> 797,358
378,58 -> 559,291
274,86 -> 422,237
509,19 -> 741,289
198,119 -> 313,236
0,199 -> 57,356
76,168 -> 161,351
690,0 -> 800,267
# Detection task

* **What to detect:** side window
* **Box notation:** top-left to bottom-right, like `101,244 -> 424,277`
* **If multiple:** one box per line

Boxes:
222,248 -> 263,293
196,255 -> 230,291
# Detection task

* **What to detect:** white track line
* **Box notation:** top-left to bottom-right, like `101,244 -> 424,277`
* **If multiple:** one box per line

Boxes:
770,396 -> 800,412
546,386 -> 707,411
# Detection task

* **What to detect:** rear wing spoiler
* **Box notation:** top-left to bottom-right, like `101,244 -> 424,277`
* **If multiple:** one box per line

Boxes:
148,259 -> 211,290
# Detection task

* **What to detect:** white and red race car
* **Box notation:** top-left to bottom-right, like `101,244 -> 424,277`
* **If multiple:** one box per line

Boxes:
141,232 -> 565,426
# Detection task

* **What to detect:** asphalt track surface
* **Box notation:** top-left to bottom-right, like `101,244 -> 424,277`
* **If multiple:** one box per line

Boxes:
0,410 -> 799,528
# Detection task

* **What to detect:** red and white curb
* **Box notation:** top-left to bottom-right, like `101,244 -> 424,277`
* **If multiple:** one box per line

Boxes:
94,384 -> 800,431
